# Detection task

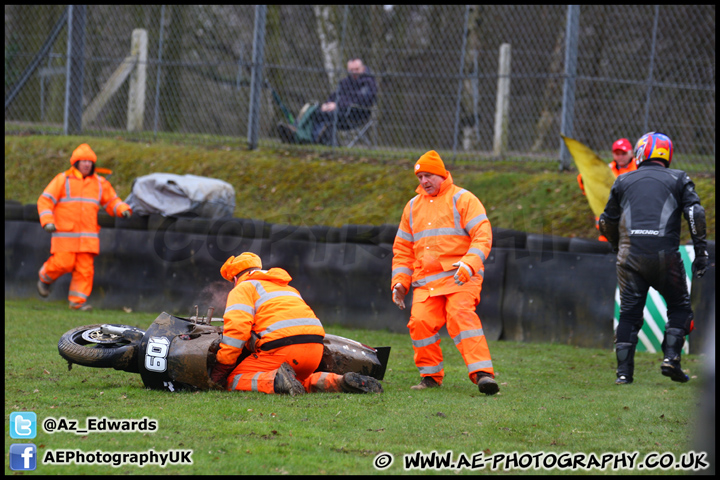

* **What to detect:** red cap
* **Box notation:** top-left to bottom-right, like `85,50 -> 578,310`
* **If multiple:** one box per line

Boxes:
612,138 -> 632,153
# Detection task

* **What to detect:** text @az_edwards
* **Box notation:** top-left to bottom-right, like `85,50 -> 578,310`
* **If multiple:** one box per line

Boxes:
42,416 -> 157,434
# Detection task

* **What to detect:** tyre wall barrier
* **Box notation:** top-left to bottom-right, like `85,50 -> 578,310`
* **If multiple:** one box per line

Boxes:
5,205 -> 715,350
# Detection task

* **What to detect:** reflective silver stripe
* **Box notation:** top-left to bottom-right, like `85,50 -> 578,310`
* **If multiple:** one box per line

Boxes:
467,360 -> 493,372
59,197 -> 101,206
39,210 -> 53,217
453,328 -> 484,346
42,192 -> 57,204
453,189 -> 468,228
51,232 -> 100,239
40,272 -> 52,283
97,177 -> 103,203
255,290 -> 302,309
225,303 -> 255,316
418,363 -> 444,375
467,248 -> 486,263
251,372 -> 261,392
260,318 -> 323,337
392,266 -> 413,277
412,270 -> 456,288
412,333 -> 441,348
249,280 -> 267,296
464,213 -> 488,233
395,228 -> 413,242
408,196 -> 418,232
231,373 -> 242,391
221,335 -> 246,350
68,290 -> 88,300
113,201 -> 122,216
413,227 -> 468,240
101,195 -> 118,209
315,372 -> 330,391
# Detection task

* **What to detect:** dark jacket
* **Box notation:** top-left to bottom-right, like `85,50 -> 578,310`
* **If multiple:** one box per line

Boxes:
327,69 -> 377,113
599,161 -> 707,260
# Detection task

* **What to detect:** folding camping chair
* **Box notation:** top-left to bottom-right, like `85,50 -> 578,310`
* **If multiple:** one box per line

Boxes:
336,104 -> 378,148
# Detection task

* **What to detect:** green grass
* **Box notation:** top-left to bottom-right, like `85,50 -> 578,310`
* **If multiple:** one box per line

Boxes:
4,134 -> 714,242
4,299 -> 708,475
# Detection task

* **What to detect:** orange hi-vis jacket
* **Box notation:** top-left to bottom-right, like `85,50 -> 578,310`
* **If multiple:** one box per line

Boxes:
37,167 -> 131,254
391,172 -> 492,302
217,268 -> 326,366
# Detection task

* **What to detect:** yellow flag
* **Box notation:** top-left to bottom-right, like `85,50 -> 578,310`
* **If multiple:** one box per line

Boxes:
562,135 -> 616,217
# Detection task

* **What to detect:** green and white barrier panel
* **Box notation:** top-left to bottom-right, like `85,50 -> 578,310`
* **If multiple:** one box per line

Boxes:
613,245 -> 694,354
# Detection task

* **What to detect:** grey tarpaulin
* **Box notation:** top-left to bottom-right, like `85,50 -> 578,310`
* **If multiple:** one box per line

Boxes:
125,173 -> 235,218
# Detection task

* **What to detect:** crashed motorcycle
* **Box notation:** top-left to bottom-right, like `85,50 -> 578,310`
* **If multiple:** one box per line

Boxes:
58,308 -> 390,392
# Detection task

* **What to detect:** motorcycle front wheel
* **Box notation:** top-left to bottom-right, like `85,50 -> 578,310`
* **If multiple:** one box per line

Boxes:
58,324 -> 144,373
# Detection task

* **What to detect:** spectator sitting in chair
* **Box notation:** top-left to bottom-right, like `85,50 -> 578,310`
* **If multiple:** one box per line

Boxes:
278,58 -> 377,146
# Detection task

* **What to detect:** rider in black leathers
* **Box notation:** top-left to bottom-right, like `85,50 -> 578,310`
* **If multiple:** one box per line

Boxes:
599,132 -> 708,385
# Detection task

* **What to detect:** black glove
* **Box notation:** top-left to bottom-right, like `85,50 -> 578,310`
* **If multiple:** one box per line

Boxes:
122,210 -> 132,218
210,362 -> 235,388
43,223 -> 56,233
692,254 -> 709,278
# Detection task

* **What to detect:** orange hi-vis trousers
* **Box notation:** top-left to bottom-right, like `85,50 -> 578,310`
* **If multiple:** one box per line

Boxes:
408,290 -> 494,385
226,343 -> 346,394
39,252 -> 96,306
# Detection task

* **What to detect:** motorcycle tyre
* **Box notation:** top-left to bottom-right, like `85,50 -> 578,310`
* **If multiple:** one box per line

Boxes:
58,324 -> 142,373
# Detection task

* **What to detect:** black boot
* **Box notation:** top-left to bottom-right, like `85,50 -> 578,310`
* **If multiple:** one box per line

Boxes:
273,362 -> 306,396
661,328 -> 689,383
615,342 -> 635,384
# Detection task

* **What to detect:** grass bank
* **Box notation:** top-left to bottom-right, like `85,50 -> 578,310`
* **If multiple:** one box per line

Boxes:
4,135 -> 714,242
4,299 -> 709,475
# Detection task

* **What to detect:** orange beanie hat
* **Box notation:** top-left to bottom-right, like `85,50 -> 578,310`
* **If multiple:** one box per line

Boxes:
220,252 -> 262,281
414,150 -> 447,178
70,143 -> 97,164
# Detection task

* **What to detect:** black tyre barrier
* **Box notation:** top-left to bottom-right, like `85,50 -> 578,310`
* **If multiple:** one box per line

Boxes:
568,237 -> 612,254
116,213 -> 150,230
97,211 -> 115,228
5,218 -> 715,351
270,224 -> 313,243
340,224 -> 382,245
148,213 -> 177,231
23,204 -> 40,222
174,217 -> 214,235
492,228 -> 527,250
476,250 -> 505,342
526,233 -> 572,252
500,249 -> 618,347
309,225 -> 331,243
378,224 -> 399,245
5,201 -> 24,221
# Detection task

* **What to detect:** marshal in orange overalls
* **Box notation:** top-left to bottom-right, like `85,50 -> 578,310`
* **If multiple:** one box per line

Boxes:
212,253 -> 359,394
36,144 -> 131,310
392,151 -> 495,390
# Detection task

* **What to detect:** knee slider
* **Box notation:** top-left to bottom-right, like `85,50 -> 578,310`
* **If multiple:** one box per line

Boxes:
616,342 -> 634,362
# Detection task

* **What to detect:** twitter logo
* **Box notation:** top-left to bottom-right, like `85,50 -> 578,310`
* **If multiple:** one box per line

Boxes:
10,412 -> 37,439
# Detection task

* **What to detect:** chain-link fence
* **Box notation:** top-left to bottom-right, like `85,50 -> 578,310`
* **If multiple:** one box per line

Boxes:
5,5 -> 715,171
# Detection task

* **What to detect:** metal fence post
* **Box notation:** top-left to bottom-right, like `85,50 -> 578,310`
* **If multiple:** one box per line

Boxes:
643,5 -> 660,134
559,5 -> 579,171
153,5 -> 166,138
247,5 -> 267,150
330,5 -> 350,148
63,5 -> 86,135
493,43 -> 512,157
451,5 -> 470,161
